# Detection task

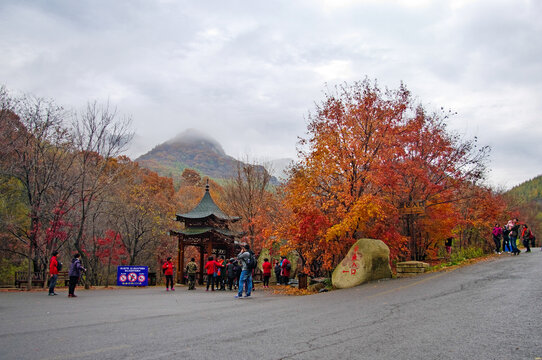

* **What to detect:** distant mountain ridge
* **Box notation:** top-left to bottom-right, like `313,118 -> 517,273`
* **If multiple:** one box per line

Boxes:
506,174 -> 542,203
135,129 -> 282,184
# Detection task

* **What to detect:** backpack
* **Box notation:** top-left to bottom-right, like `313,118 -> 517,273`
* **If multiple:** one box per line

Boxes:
286,262 -> 291,271
246,252 -> 258,270
57,261 -> 63,271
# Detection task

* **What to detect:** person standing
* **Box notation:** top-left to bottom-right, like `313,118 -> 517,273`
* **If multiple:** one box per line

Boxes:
216,256 -> 226,290
492,224 -> 502,254
48,250 -> 60,296
233,260 -> 242,290
186,257 -> 197,290
226,258 -> 236,291
444,237 -> 453,257
262,258 -> 272,288
280,256 -> 291,285
162,257 -> 175,291
274,260 -> 281,285
502,223 -> 511,252
521,224 -> 533,253
235,245 -> 253,298
204,256 -> 219,291
68,253 -> 86,298
508,219 -> 521,255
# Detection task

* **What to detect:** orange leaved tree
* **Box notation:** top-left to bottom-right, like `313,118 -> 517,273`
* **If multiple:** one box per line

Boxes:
271,79 -> 492,275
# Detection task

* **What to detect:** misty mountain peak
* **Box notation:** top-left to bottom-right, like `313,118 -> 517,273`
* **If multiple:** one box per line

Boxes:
165,128 -> 225,156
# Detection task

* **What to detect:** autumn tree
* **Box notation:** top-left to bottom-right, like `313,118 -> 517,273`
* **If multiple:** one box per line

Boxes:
68,102 -> 132,284
0,90 -> 77,289
383,105 -> 490,259
223,159 -> 273,251
272,79 -> 493,275
107,161 -> 175,266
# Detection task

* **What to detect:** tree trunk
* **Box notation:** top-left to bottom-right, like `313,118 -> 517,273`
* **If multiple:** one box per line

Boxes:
26,241 -> 32,291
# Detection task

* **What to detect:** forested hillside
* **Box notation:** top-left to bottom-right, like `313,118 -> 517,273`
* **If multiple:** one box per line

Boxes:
506,175 -> 542,202
506,174 -> 542,240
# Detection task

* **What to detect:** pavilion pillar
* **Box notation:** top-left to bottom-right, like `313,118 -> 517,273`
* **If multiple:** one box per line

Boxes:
199,245 -> 205,285
176,236 -> 181,281
179,238 -> 185,284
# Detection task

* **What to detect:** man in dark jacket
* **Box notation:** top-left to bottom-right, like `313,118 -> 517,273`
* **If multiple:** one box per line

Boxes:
509,219 -> 521,255
274,261 -> 281,285
68,253 -> 86,298
226,258 -> 236,291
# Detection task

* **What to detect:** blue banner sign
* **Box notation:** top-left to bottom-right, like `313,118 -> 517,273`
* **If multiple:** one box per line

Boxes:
117,266 -> 148,286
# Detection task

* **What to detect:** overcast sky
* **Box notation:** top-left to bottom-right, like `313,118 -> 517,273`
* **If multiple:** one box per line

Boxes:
1,0 -> 540,189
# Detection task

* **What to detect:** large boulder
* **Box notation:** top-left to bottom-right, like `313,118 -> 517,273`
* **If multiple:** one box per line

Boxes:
332,238 -> 392,289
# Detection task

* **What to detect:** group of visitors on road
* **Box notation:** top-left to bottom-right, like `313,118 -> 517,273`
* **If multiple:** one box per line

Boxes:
492,218 -> 538,255
47,244 -> 295,298
161,244 -> 294,297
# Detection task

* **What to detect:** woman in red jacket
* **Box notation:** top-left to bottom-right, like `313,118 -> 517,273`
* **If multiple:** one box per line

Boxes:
262,258 -> 272,288
49,250 -> 59,296
204,256 -> 219,291
162,257 -> 175,291
280,256 -> 291,285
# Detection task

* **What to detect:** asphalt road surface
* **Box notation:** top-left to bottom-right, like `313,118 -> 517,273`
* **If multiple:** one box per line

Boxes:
1,251 -> 541,360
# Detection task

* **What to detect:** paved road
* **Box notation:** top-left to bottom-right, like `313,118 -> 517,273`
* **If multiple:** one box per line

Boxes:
1,251 -> 541,360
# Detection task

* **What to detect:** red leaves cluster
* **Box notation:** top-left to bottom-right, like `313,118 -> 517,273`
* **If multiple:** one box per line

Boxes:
95,230 -> 128,265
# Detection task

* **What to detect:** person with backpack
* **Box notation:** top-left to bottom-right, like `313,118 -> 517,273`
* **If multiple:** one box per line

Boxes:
48,250 -> 60,296
68,253 -> 86,298
185,257 -> 197,290
492,224 -> 502,254
280,256 -> 291,285
521,224 -> 533,253
162,257 -> 175,291
235,244 -> 254,298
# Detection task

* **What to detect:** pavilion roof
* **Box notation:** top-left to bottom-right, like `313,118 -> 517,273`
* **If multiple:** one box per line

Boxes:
175,184 -> 241,222
170,227 -> 243,238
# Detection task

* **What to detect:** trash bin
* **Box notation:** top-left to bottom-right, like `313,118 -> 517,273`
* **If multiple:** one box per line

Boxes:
298,273 -> 307,290
148,272 -> 156,286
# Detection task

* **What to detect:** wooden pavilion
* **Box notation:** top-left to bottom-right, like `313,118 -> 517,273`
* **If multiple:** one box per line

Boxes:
170,183 -> 243,284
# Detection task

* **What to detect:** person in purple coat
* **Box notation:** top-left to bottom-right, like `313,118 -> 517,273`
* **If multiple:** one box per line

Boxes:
68,253 -> 86,297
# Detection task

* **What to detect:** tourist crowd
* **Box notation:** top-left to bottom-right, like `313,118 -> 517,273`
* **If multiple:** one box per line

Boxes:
492,218 -> 538,255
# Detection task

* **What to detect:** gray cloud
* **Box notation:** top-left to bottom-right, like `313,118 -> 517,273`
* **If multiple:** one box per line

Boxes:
1,0 -> 540,189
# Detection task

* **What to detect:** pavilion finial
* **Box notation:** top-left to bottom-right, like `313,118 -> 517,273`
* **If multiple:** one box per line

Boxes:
205,179 -> 209,192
